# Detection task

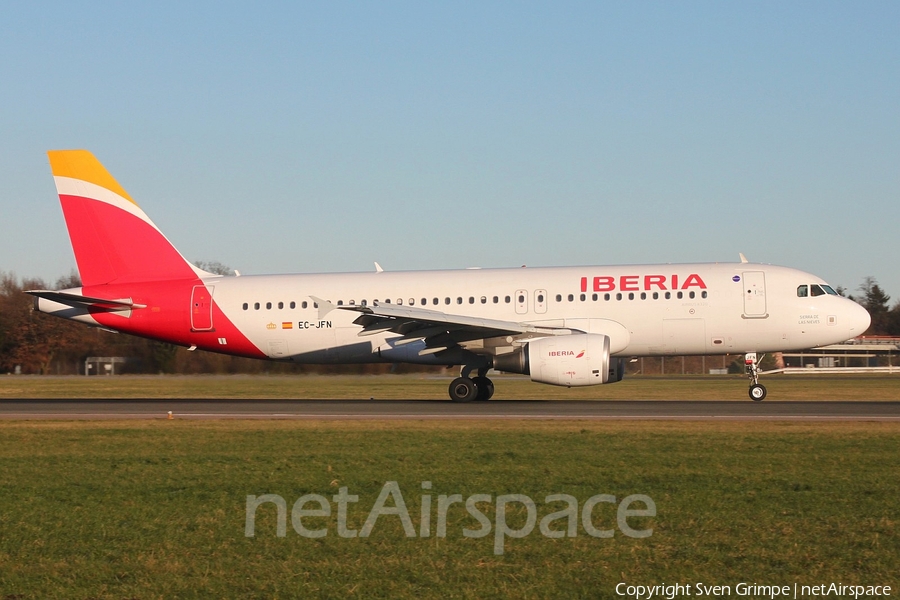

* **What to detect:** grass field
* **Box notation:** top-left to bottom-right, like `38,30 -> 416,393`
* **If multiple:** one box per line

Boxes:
0,375 -> 897,598
0,372 -> 898,400
0,419 -> 898,599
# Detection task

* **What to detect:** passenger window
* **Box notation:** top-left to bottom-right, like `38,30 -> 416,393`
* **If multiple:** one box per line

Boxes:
538,294 -> 545,303
604,293 -> 610,301
337,300 -> 343,306
302,301 -> 308,309
242,303 -> 248,310
797,285 -> 808,297
652,292 -> 658,300
592,293 -> 598,301
254,302 -> 260,310
481,296 -> 487,304
628,293 -> 634,300
616,293 -> 622,301
410,298 -> 415,306
445,297 -> 451,305
556,294 -> 562,302
580,293 -> 586,301
457,297 -> 463,304
433,298 -> 439,305
493,296 -> 499,303
676,292 -> 683,299
640,292 -> 646,300
290,301 -> 296,309
568,294 -> 574,302
278,301 -> 284,309
397,299 -> 402,305
266,302 -> 272,309
469,297 -> 475,304
422,298 -> 427,306
505,296 -> 511,303
701,291 -> 708,299
664,292 -> 671,300
689,291 -> 695,299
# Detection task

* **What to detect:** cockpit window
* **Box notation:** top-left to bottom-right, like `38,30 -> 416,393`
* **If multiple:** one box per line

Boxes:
800,283 -> 838,297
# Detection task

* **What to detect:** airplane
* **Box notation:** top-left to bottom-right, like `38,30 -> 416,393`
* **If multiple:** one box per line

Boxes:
27,150 -> 871,401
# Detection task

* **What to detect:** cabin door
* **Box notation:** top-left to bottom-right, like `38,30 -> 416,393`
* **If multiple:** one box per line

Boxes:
742,271 -> 767,317
191,285 -> 214,331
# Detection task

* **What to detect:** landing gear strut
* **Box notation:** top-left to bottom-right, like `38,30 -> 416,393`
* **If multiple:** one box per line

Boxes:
449,366 -> 494,402
745,352 -> 767,401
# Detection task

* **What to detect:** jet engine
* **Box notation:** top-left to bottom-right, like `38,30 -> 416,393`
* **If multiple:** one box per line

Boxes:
493,333 -> 624,386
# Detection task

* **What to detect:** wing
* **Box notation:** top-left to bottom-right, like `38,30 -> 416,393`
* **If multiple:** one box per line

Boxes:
311,297 -> 573,357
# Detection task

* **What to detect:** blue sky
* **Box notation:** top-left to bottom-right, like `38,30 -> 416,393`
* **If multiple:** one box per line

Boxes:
2,2 -> 898,299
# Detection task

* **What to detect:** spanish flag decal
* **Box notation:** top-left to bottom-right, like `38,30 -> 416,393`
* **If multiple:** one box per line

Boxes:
282,322 -> 293,330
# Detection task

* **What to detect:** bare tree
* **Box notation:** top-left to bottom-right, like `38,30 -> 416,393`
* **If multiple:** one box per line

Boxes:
193,261 -> 234,276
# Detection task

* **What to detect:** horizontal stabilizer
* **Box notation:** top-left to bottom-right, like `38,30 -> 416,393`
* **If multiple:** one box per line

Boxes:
25,290 -> 146,311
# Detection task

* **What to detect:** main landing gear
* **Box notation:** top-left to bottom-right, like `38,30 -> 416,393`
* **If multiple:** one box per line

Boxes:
745,352 -> 767,401
449,366 -> 494,402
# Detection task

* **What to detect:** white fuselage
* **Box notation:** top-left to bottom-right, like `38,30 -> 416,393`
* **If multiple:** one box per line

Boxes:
205,262 -> 869,363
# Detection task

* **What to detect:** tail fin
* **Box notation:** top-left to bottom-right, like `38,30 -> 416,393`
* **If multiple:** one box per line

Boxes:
48,150 -> 210,286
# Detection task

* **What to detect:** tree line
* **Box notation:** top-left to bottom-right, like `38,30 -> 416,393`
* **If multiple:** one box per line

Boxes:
847,277 -> 900,337
1,269 -> 898,375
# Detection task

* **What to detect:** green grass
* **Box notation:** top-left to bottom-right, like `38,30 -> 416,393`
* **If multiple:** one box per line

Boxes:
0,372 -> 898,399
0,420 -> 897,599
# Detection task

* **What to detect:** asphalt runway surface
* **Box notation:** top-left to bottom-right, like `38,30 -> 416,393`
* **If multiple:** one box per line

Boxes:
0,399 -> 898,420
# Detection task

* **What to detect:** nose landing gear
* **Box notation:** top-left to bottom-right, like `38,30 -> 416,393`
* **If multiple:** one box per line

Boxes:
745,352 -> 767,401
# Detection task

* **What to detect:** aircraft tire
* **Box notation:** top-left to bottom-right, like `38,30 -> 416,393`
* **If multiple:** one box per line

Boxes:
472,376 -> 494,401
749,384 -> 767,401
449,377 -> 478,402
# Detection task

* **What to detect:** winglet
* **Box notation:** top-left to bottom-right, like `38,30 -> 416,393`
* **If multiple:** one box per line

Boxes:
374,262 -> 384,273
739,253 -> 749,264
310,296 -> 336,320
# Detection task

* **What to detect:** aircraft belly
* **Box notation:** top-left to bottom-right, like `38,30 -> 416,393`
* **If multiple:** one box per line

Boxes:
662,318 -> 707,354
284,328 -> 378,363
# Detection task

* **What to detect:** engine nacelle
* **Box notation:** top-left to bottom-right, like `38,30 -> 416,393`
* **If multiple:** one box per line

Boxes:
494,334 -> 621,387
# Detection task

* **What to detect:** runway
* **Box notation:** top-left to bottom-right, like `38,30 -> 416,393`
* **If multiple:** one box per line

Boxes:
1,399 -> 898,420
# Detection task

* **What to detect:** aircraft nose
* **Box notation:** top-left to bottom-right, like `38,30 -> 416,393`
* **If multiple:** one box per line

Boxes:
847,301 -> 871,336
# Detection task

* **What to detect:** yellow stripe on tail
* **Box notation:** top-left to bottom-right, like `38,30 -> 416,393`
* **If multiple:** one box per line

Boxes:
47,149 -> 135,205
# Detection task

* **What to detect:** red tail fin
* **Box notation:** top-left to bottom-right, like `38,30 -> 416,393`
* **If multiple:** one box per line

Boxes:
48,150 -> 207,286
